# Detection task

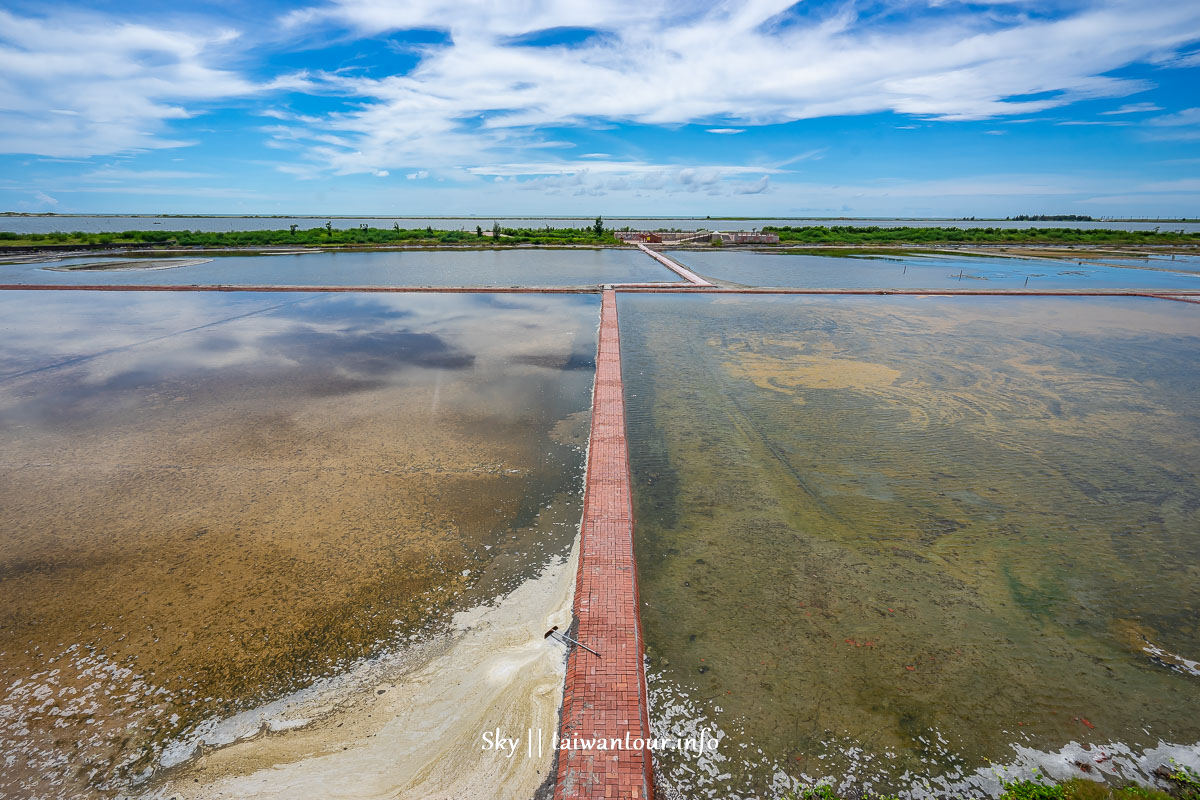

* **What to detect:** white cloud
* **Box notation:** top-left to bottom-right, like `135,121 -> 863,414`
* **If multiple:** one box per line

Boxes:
1136,179 -> 1200,192
268,0 -> 1200,183
0,9 -> 289,157
735,175 -> 770,194
464,160 -> 782,177
1100,101 -> 1163,114
1146,107 -> 1200,126
82,168 -> 217,181
4,0 -> 1199,196
1141,107 -> 1200,140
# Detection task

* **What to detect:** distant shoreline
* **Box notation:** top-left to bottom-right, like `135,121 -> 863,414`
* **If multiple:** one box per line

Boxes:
3,212 -> 1198,223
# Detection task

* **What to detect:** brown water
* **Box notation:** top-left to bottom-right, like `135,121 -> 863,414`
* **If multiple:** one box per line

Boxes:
619,294 -> 1200,799
0,290 -> 597,799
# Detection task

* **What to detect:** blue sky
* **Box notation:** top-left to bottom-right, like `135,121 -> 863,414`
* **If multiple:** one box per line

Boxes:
1,0 -> 1198,217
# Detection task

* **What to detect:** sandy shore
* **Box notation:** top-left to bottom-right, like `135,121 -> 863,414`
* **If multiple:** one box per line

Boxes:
145,543 -> 578,800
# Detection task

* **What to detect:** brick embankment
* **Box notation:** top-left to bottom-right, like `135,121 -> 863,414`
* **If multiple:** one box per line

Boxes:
614,286 -> 1200,298
0,284 -> 597,294
635,244 -> 714,286
554,290 -> 654,800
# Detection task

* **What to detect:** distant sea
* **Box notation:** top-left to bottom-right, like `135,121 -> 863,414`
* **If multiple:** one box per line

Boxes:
2,216 -> 1198,234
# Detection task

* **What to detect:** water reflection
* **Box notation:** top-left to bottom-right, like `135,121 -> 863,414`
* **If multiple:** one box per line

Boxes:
666,250 -> 1200,290
0,248 -> 676,287
619,294 -> 1200,798
0,290 -> 598,799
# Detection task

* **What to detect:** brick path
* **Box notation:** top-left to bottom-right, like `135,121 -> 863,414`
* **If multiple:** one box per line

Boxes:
554,289 -> 655,800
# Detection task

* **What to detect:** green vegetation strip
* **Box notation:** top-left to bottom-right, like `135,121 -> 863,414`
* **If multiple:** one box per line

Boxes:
761,226 -> 1200,245
3,225 -> 1199,250
778,763 -> 1200,800
0,221 -> 618,249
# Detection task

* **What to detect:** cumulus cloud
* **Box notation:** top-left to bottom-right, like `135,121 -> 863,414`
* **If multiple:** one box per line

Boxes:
3,0 -> 1200,193
735,175 -> 770,194
266,0 -> 1200,185
0,9 -> 293,157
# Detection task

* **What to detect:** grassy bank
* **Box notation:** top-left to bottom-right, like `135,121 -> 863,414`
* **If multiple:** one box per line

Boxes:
4,225 -> 1199,251
761,226 -> 1200,245
778,764 -> 1200,800
0,225 -> 619,249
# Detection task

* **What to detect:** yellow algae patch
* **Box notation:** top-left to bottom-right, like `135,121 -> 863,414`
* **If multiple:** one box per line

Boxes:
710,336 -> 902,396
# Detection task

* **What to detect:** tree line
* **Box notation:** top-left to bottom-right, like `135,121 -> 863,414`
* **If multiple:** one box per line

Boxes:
760,225 -> 1199,244
0,222 -> 618,249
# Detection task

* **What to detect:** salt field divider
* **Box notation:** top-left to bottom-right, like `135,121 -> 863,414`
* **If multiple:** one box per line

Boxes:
612,287 -> 1200,299
635,244 -> 715,286
553,289 -> 655,800
0,284 -> 598,293
5,284 -> 1196,300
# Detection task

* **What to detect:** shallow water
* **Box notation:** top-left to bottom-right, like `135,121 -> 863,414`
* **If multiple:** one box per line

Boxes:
0,290 -> 597,799
1086,254 -> 1200,273
665,250 -> 1200,290
0,248 -> 676,287
619,294 -> 1200,798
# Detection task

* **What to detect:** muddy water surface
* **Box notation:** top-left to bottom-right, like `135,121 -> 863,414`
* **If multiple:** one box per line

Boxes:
619,294 -> 1200,798
665,250 -> 1200,290
0,290 -> 598,798
0,248 -> 676,287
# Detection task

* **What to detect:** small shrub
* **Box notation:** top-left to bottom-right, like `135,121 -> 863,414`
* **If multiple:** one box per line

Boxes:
1113,785 -> 1173,800
1001,778 -> 1066,800
1060,778 -> 1110,800
1165,762 -> 1200,800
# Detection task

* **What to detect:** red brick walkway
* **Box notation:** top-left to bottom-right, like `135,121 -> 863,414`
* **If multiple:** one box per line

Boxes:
554,290 -> 655,800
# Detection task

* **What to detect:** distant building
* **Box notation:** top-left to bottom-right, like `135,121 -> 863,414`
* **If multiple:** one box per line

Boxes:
614,231 -> 663,243
615,230 -> 779,245
711,231 -> 780,244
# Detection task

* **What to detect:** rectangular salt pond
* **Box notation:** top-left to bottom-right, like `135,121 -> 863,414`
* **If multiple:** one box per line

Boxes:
665,249 -> 1200,290
0,290 -> 598,799
619,293 -> 1200,799
0,247 -> 678,287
